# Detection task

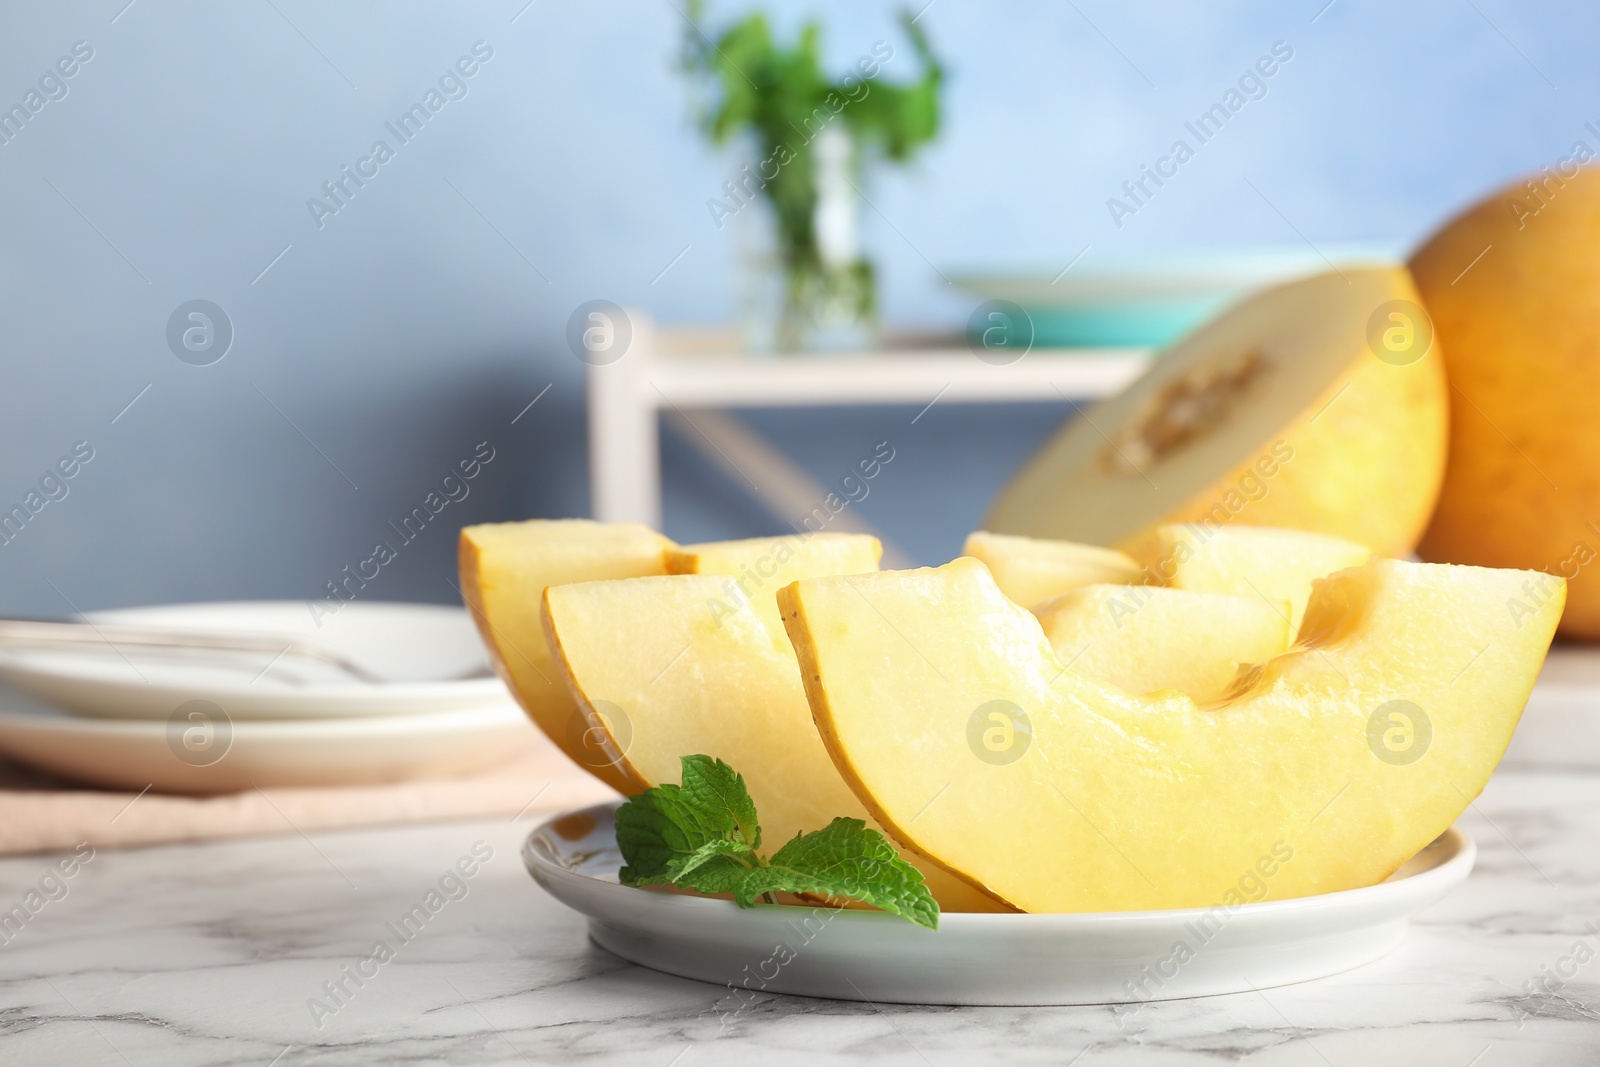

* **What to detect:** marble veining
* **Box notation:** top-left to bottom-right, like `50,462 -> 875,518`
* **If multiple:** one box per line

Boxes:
1,768 -> 1599,1065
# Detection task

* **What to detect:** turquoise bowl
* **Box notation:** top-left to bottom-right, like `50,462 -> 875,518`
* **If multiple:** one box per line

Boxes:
950,244 -> 1404,350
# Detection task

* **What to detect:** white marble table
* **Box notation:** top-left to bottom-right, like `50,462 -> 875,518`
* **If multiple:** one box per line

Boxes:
2,767 -> 1598,1066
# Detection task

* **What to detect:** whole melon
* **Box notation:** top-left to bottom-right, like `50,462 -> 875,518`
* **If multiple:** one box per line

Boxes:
1411,165 -> 1600,638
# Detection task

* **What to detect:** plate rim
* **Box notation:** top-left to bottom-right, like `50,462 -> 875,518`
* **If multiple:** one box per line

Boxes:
0,695 -> 526,738
522,800 -> 1476,928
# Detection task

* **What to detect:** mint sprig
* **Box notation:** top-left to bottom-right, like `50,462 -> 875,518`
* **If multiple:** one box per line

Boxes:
616,753 -> 761,896
615,755 -> 939,930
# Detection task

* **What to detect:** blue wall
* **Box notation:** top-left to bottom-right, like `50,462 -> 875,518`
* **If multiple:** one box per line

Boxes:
0,0 -> 1593,614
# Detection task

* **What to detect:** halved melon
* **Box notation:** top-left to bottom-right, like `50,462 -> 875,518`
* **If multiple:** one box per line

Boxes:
962,531 -> 1143,610
459,519 -> 671,793
1156,524 -> 1372,634
984,268 -> 1448,561
779,556 -> 1560,912
543,539 -> 1006,912
1035,584 -> 1289,703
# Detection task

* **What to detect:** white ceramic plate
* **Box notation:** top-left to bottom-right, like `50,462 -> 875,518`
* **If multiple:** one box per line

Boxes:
0,602 -> 508,720
524,802 -> 1475,1006
0,679 -> 533,793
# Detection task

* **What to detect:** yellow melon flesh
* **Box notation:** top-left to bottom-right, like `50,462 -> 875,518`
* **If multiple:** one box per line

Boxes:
962,531 -> 1144,610
545,574 -> 856,834
459,519 -> 671,794
984,268 -> 1447,561
543,539 -> 1005,912
460,525 -> 879,795
1156,524 -> 1372,635
1035,584 -> 1289,704
779,556 -> 1561,913
665,535 -> 882,629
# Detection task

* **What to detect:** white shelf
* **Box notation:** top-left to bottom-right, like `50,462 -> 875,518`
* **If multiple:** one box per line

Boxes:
648,348 -> 1148,408
587,316 -> 1150,530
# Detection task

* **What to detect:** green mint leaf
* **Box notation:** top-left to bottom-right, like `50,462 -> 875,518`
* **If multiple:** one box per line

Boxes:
662,837 -> 756,885
614,757 -> 939,929
678,754 -> 761,852
616,755 -> 761,889
734,818 -> 939,930
632,836 -> 756,897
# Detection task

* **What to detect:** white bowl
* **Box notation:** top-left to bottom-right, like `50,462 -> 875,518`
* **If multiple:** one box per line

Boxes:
0,601 -> 508,720
523,801 -> 1475,1006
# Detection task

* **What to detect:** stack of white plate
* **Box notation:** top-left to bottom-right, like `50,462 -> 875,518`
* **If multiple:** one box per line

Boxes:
0,602 -> 531,794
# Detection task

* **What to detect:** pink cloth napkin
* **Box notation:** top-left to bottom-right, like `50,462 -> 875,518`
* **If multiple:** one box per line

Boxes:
0,734 -> 617,856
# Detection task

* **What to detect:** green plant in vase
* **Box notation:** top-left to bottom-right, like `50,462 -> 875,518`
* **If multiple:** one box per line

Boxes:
683,4 -> 944,352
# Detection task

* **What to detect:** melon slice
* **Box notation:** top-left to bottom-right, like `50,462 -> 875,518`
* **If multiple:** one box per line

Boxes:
665,534 -> 882,629
962,531 -> 1144,610
778,556 -> 1561,912
984,267 -> 1447,561
1035,584 -> 1289,704
459,519 -> 671,793
543,543 -> 1006,912
1157,524 -> 1373,635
